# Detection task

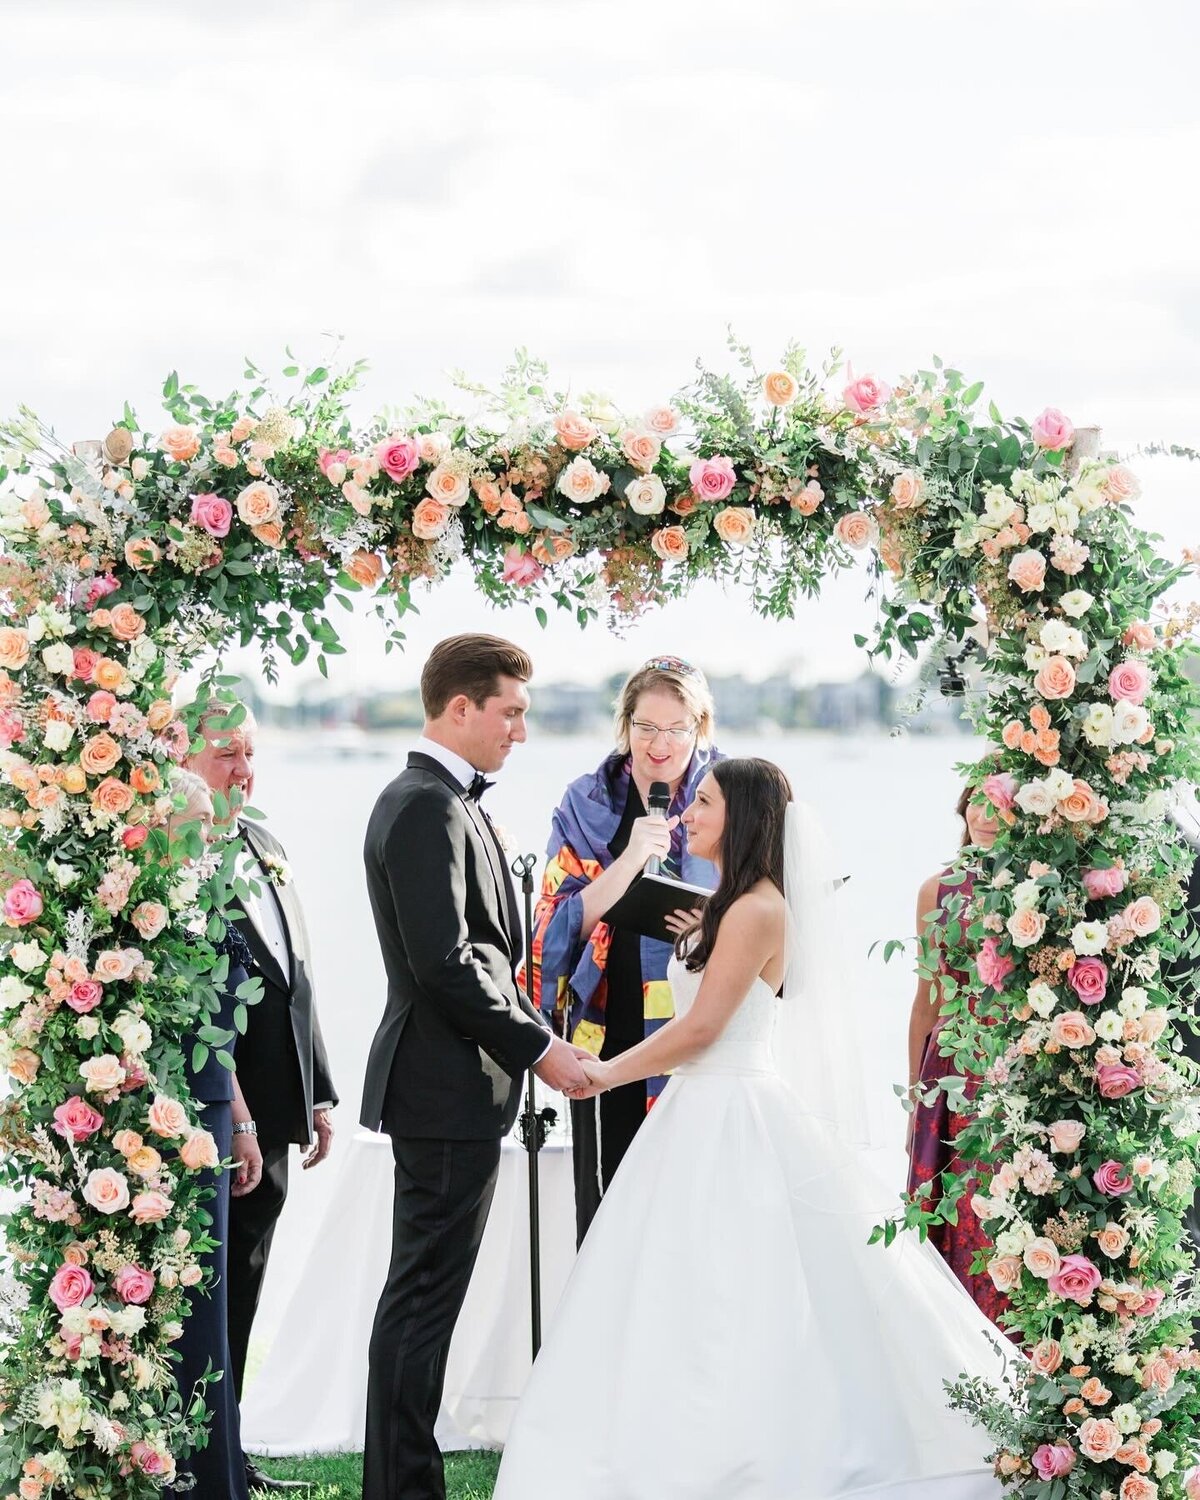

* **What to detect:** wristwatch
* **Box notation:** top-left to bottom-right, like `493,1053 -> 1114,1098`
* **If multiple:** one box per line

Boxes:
232,1121 -> 258,1137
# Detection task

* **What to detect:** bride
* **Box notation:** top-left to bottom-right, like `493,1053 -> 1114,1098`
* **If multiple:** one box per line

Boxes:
495,758 -> 1014,1499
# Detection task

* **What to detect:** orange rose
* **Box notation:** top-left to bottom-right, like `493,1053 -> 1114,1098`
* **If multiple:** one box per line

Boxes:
0,628 -> 30,672
475,480 -> 502,514
1059,778 -> 1100,823
129,764 -> 160,795
532,533 -> 576,566
650,526 -> 689,563
712,507 -> 755,547
158,425 -> 201,463
1002,720 -> 1024,750
252,521 -> 284,549
92,659 -> 127,693
91,777 -> 135,817
552,411 -> 598,452
411,497 -> 451,540
1034,655 -> 1076,700
8,1048 -> 40,1084
347,551 -> 385,589
107,604 -> 146,643
124,538 -> 161,572
762,370 -> 799,408
79,733 -> 123,776
126,1146 -> 163,1178
146,700 -> 174,732
1030,703 -> 1051,731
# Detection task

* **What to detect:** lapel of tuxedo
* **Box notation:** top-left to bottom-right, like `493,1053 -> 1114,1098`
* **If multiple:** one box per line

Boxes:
235,822 -> 292,993
407,752 -> 516,956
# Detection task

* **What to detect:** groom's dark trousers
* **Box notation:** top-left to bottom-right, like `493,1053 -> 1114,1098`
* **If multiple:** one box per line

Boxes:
360,752 -> 549,1500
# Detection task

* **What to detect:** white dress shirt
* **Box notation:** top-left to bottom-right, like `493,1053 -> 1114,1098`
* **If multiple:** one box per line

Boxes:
412,737 -> 552,1064
235,844 -> 291,983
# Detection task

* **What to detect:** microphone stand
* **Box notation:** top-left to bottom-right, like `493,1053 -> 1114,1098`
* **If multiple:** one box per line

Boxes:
511,852 -> 557,1358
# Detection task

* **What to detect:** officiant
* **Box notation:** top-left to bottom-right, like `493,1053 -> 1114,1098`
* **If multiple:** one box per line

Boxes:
529,657 -> 721,1242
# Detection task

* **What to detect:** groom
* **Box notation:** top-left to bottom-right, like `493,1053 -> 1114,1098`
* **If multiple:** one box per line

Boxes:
360,633 -> 590,1500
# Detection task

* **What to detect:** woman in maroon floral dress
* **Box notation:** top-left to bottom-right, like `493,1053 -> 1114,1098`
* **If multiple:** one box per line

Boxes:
906,780 -> 1011,1328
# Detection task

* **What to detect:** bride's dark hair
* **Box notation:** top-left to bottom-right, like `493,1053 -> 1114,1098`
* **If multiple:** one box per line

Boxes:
678,757 -> 793,972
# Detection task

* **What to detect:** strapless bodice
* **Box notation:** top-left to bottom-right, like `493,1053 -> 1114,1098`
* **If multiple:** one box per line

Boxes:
668,954 -> 778,1076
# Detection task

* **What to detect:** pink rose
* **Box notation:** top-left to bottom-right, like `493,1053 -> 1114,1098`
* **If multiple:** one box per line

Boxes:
1109,659 -> 1151,705
1032,1443 -> 1075,1481
114,1263 -> 155,1305
130,902 -> 169,941
130,1442 -> 172,1479
189,493 -> 232,538
1031,407 -> 1075,451
1132,1285 -> 1164,1319
48,1262 -> 93,1312
3,879 -> 43,927
72,647 -> 101,683
688,456 -> 737,502
976,936 -> 1015,990
1007,549 -> 1047,593
1097,1063 -> 1141,1099
501,547 -> 544,588
1068,957 -> 1108,1006
1093,1159 -> 1134,1196
1123,620 -> 1155,650
981,772 -> 1016,813
66,980 -> 103,1014
842,372 -> 892,414
52,1096 -> 104,1142
1083,865 -> 1126,900
1046,1252 -> 1101,1304
318,447 -> 351,479
129,1189 -> 173,1224
375,435 -> 421,482
1123,895 -> 1161,937
1034,655 -> 1076,700
1047,1120 -> 1086,1153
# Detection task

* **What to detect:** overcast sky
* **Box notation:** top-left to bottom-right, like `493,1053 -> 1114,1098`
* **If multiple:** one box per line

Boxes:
2,0 -> 1197,695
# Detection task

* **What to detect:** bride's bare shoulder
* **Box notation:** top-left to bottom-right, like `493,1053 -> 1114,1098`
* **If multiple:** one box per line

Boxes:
722,882 -> 787,936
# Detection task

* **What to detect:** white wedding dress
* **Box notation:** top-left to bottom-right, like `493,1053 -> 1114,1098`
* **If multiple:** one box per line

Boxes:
494,957 -> 1014,1500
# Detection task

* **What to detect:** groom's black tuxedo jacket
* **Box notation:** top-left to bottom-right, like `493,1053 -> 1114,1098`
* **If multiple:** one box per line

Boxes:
359,751 -> 549,1139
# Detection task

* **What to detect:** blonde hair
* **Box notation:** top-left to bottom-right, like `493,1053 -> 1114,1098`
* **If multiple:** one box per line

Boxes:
169,769 -> 214,830
613,660 -> 715,754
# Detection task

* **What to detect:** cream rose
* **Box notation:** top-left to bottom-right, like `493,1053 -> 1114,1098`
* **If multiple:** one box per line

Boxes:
556,457 -> 610,506
79,1054 -> 126,1093
1047,1119 -> 1085,1153
987,1254 -> 1023,1293
1095,1221 -> 1129,1257
411,497 -> 451,540
625,475 -> 667,516
1006,907 -> 1047,948
146,1095 -> 190,1139
425,465 -> 470,507
82,1167 -> 130,1214
1022,1237 -> 1062,1278
1077,1417 -> 1122,1463
713,507 -> 756,547
236,481 -> 281,526
834,512 -> 877,550
620,429 -> 661,472
1050,1011 -> 1096,1049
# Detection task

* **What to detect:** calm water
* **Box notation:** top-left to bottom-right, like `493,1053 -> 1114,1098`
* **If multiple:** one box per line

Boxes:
247,727 -> 982,1349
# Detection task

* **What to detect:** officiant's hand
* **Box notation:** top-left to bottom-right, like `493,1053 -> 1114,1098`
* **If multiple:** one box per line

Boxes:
533,1034 -> 591,1095
619,814 -> 679,873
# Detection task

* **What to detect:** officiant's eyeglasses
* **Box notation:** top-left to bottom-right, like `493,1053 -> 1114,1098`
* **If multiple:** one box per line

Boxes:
630,720 -> 697,745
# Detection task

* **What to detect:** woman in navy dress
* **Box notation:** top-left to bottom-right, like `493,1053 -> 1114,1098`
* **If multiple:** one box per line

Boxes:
169,771 -> 263,1499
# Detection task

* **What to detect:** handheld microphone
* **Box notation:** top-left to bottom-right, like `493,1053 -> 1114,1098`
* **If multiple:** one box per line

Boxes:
645,781 -> 671,878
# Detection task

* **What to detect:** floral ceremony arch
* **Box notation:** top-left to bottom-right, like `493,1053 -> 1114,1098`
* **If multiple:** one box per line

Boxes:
1,339 -> 1199,1499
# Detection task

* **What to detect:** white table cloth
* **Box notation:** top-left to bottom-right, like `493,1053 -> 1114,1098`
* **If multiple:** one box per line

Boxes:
241,1131 -> 575,1455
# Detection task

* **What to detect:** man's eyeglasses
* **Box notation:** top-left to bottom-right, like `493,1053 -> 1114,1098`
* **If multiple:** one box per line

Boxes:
630,720 -> 696,745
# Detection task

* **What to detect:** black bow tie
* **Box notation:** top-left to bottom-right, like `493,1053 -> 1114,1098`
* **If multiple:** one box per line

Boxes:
467,772 -> 494,802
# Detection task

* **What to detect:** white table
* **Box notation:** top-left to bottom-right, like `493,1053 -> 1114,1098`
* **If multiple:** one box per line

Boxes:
241,1131 -> 575,1455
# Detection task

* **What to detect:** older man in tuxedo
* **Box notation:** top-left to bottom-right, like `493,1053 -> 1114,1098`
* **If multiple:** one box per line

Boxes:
188,702 -> 338,1496
360,634 -> 591,1500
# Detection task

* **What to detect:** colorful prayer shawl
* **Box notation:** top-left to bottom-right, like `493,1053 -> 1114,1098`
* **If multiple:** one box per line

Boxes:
529,747 -> 721,1106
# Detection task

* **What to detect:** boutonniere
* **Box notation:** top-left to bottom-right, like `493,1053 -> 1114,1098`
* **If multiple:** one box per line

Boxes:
262,853 -> 292,888
490,822 -> 516,856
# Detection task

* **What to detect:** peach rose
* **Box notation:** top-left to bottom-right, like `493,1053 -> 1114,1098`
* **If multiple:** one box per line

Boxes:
532,533 -> 576,565
762,371 -> 799,408
1077,1417 -> 1122,1463
130,902 -> 169,941
22,493 -> 51,528
621,429 -> 661,472
235,481 -> 281,526
124,538 -> 160,572
107,605 -> 146,643
1035,655 -> 1076,701
79,733 -> 122,776
713,507 -> 755,547
1103,464 -> 1141,503
93,948 -> 137,983
988,1255 -> 1023,1293
129,1190 -> 173,1225
112,1129 -> 143,1157
1007,907 -> 1047,948
643,405 -> 679,435
347,551 -> 385,589
424,465 -> 470,507
1118,1478 -> 1158,1500
146,1095 -> 190,1139
1059,778 -> 1101,823
146,700 -> 174,732
1050,1011 -> 1096,1048
889,471 -> 925,510
557,456 -> 610,505
1123,620 -> 1155,650
91,777 -> 134,817
179,1130 -> 220,1170
92,658 -> 127,693
8,1048 -> 40,1084
158,425 -> 201,463
411,497 -> 451,540
789,480 -> 823,516
1008,549 -> 1047,593
1047,1120 -> 1086,1153
834,512 -> 877,551
0,628 -> 30,671
650,526 -> 689,563
1030,1339 -> 1063,1375
126,1145 -> 163,1178
82,1167 -> 131,1214
253,521 -> 285,548
1095,1222 -> 1129,1257
1123,896 -> 1160,938
552,411 -> 599,452
1023,1237 -> 1062,1278
59,765 -> 87,795
129,764 -> 160,795
80,1054 -> 125,1093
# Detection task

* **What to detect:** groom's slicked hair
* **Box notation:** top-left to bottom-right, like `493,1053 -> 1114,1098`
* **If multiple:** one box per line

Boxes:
421,633 -> 533,719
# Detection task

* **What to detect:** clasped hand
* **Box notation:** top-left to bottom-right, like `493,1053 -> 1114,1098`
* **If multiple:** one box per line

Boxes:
532,1034 -> 611,1100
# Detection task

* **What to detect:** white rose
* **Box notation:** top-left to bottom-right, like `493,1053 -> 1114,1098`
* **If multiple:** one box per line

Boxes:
1011,878 -> 1041,910
1027,982 -> 1058,1017
1059,589 -> 1094,618
125,635 -> 158,680
43,719 -> 74,753
1044,768 -> 1075,802
1082,702 -> 1116,748
1025,501 -> 1056,533
1094,1010 -> 1124,1041
1113,1403 -> 1141,1435
1024,644 -> 1048,669
108,1305 -> 147,1337
982,486 -> 1016,524
25,613 -> 46,643
1015,780 -> 1056,817
44,605 -> 72,637
624,474 -> 666,516
60,1306 -> 91,1336
1119,987 -> 1148,1018
40,642 -> 75,676
0,975 -> 33,1007
10,941 -> 45,973
1039,619 -> 1071,652
1113,702 -> 1150,745
111,1013 -> 151,1055
1073,477 -> 1106,513
1071,921 -> 1107,956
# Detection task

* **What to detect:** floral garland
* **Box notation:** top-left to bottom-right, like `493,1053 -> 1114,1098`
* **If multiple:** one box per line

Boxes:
0,341 -> 1198,1496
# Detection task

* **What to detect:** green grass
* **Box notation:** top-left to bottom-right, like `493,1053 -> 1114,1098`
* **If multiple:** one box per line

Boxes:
248,1449 -> 500,1499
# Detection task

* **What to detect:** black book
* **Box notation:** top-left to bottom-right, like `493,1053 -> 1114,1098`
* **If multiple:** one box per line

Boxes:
602,872 -> 714,943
